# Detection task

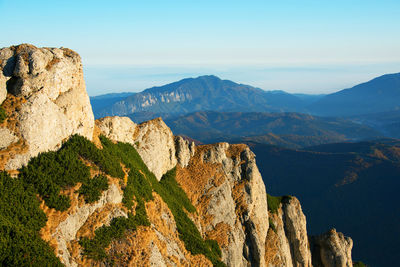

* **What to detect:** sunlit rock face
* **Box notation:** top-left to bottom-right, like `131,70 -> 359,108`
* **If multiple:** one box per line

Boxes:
0,44 -> 94,170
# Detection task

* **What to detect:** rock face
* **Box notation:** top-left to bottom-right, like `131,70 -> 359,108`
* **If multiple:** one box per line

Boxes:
310,229 -> 353,267
48,182 -> 126,267
96,116 -> 195,180
96,116 -> 137,145
176,143 -> 269,266
282,197 -> 313,267
174,135 -> 195,167
265,197 -> 312,267
0,44 -> 94,170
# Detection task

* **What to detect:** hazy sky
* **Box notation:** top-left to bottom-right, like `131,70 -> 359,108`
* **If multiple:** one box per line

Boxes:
1,0 -> 399,95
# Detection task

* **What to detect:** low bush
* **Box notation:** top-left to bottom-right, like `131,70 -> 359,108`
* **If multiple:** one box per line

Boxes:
353,261 -> 367,267
269,218 -> 277,233
267,194 -> 292,214
0,106 -> 6,123
3,133 -> 224,266
0,171 -> 62,266
79,175 -> 109,203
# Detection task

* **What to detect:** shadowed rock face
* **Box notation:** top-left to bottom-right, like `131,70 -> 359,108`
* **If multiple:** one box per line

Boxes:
0,44 -> 94,170
310,229 -> 353,267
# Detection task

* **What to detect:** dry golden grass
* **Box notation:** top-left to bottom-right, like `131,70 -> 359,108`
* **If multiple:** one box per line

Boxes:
45,57 -> 60,71
0,94 -> 28,170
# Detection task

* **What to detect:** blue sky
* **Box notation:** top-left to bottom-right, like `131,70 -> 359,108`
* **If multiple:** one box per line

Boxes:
1,0 -> 399,95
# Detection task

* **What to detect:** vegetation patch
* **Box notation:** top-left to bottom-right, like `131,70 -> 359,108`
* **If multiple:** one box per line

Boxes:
0,106 -> 6,123
81,137 -> 224,266
353,261 -> 367,267
0,171 -> 63,266
267,194 -> 292,214
0,134 -> 224,266
269,218 -> 277,233
79,174 -> 109,203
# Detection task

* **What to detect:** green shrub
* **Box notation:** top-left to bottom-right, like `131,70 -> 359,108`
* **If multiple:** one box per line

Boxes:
0,171 -> 62,266
81,139 -> 224,266
0,106 -> 6,123
79,175 -> 109,203
353,261 -> 367,267
19,149 -> 90,211
153,168 -> 224,266
80,215 -> 136,260
269,218 -> 277,233
267,194 -> 292,214
7,133 -> 224,266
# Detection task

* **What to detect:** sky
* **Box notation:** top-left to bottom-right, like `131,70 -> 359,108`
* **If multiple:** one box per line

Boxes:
1,0 -> 400,95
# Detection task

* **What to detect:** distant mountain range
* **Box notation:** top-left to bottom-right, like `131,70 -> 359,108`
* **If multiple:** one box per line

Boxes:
89,73 -> 400,267
164,111 -> 382,148
91,72 -> 400,120
247,139 -> 400,267
92,75 -> 308,118
309,73 -> 400,116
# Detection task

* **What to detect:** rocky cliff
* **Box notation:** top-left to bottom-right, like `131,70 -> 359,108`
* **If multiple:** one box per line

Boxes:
0,44 -> 94,171
0,45 -> 354,267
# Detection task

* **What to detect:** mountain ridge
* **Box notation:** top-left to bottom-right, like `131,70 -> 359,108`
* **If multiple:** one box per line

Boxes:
92,75 -> 306,118
309,72 -> 400,116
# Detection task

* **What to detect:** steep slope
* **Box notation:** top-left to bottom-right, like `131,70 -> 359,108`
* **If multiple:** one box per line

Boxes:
248,141 -> 400,266
0,45 -> 355,267
95,75 -> 305,118
309,73 -> 400,116
164,111 -> 382,147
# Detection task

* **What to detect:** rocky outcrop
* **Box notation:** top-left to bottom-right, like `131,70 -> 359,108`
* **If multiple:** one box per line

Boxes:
176,143 -> 269,266
265,197 -> 353,267
96,116 -> 137,145
265,197 -> 312,267
310,229 -> 353,267
96,116 -> 195,180
130,118 -> 177,180
49,183 -> 126,267
0,44 -> 94,170
174,135 -> 195,167
282,197 -> 313,267
265,205 -> 294,267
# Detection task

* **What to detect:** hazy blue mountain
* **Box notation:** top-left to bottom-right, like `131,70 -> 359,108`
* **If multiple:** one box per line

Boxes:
248,140 -> 400,267
164,111 -> 382,147
293,93 -> 326,104
90,92 -> 135,118
309,73 -> 400,116
94,75 -> 307,118
351,110 -> 400,138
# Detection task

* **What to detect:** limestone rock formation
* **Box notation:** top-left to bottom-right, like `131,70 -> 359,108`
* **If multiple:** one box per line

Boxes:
0,44 -> 94,170
282,197 -> 313,267
96,116 -> 195,180
131,118 -> 177,180
265,203 -> 294,267
176,143 -> 269,266
96,116 -> 137,145
265,196 -> 312,267
174,135 -> 195,167
310,229 -> 353,267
